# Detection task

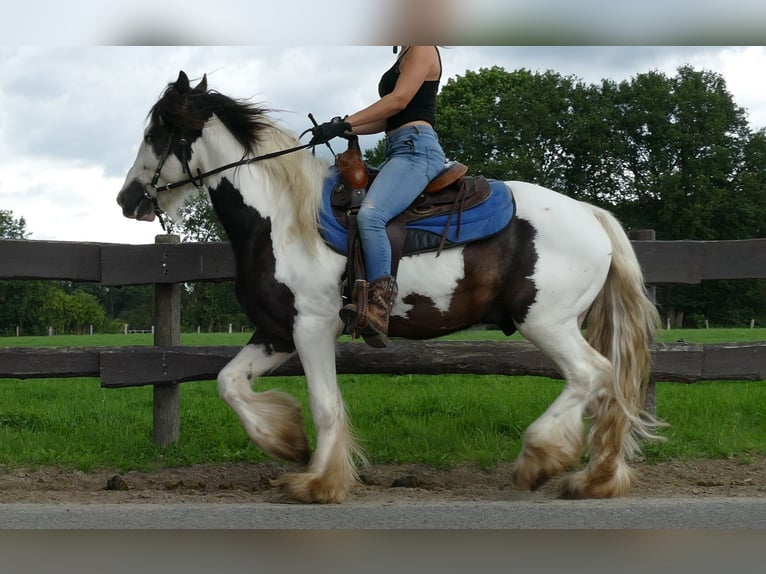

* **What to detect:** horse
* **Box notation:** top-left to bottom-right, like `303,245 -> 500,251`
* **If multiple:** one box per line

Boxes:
117,71 -> 663,503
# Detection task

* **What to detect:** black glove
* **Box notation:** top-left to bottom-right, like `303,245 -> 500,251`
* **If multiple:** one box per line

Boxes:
309,116 -> 352,146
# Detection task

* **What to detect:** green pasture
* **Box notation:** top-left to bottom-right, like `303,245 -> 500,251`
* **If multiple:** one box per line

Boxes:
0,328 -> 765,472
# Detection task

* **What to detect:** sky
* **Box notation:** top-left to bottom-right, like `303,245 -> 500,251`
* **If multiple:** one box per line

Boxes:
1,2 -> 765,245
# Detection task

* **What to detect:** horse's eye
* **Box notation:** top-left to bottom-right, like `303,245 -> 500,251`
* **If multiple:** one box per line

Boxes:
144,133 -> 153,145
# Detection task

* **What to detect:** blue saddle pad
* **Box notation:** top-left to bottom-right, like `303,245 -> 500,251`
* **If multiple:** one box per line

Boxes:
318,168 -> 515,256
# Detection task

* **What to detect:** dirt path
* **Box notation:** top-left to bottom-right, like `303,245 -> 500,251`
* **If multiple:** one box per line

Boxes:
1,456 -> 764,504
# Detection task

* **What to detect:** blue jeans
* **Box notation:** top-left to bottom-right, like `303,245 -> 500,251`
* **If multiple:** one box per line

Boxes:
357,125 -> 446,282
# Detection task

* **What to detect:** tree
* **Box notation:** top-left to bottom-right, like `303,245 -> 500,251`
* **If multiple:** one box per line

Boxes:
0,210 -> 44,334
68,291 -> 107,334
559,79 -> 628,206
438,66 -> 581,187
182,282 -> 250,332
608,66 -> 753,240
0,280 -> 57,335
171,189 -> 250,331
735,128 -> 766,238
363,138 -> 386,167
174,189 -> 226,242
0,209 -> 29,239
35,288 -> 107,334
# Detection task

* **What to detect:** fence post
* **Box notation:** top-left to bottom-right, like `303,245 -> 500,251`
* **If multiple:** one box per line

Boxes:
629,229 -> 657,416
153,234 -> 181,446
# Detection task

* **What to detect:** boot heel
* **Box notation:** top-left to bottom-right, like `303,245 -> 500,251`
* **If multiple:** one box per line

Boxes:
360,325 -> 389,348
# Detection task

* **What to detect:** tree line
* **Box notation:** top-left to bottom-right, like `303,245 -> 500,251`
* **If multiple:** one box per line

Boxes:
2,64 -> 766,334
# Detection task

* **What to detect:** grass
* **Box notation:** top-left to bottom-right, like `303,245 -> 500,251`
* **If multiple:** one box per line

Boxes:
645,381 -> 766,462
1,328 -> 765,471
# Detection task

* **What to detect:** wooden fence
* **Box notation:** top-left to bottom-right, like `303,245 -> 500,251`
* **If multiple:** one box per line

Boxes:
2,233 -> 766,444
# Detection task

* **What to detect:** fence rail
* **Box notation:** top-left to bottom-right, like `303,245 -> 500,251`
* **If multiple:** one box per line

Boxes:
4,237 -> 766,285
3,341 -> 766,385
3,234 -> 766,444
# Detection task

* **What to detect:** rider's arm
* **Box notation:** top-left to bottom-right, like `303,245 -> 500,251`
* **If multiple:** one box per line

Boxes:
351,119 -> 388,135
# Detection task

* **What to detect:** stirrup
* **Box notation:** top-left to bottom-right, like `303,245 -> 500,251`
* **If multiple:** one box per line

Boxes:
339,279 -> 369,338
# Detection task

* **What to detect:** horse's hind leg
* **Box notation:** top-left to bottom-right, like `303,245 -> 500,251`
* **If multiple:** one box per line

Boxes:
217,340 -> 310,464
557,390 -> 636,499
512,320 -> 613,492
272,316 -> 362,503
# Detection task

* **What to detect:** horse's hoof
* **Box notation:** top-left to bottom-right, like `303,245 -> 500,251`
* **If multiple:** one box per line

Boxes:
558,466 -> 634,499
271,472 -> 353,504
511,443 -> 572,491
254,390 -> 311,464
512,463 -> 554,491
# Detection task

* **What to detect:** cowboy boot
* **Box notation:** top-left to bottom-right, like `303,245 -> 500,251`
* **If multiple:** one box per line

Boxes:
359,275 -> 398,348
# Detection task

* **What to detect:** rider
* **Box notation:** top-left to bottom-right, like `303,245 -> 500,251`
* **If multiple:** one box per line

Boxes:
310,45 -> 446,348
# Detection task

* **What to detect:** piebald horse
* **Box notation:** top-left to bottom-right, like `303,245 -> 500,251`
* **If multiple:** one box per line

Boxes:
117,71 -> 662,503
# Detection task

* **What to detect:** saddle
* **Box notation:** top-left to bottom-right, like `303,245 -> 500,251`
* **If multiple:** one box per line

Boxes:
330,136 -> 490,303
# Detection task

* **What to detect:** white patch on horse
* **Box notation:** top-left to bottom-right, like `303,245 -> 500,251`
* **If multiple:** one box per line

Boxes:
393,248 -> 465,317
508,180 -> 612,326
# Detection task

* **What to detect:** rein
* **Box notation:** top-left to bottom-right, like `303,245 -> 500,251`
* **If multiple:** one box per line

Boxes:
144,131 -> 313,230
152,140 -> 314,193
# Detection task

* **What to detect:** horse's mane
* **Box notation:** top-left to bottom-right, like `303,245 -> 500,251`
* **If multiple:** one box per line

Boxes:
150,80 -> 328,251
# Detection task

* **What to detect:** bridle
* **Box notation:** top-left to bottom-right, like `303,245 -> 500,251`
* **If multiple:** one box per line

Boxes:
144,128 -> 313,230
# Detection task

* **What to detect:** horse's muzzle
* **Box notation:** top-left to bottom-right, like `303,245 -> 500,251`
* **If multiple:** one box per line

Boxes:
117,179 -> 157,222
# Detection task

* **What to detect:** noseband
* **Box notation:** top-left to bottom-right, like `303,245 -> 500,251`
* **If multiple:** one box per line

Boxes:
144,129 -> 313,231
144,130 -> 200,230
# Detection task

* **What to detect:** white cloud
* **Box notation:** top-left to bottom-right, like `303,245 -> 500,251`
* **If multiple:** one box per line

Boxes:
713,47 -> 766,130
0,155 -> 158,244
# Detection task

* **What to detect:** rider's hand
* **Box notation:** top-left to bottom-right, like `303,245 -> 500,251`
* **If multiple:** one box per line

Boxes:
309,116 -> 352,146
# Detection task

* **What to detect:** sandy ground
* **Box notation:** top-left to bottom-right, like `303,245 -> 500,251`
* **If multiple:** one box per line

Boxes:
0,455 -> 764,504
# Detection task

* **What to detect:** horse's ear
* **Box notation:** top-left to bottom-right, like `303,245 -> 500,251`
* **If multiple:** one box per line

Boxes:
175,71 -> 190,92
195,74 -> 208,93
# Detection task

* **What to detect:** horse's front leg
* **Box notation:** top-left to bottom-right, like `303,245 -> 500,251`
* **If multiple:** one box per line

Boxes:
217,336 -> 310,464
272,316 -> 364,503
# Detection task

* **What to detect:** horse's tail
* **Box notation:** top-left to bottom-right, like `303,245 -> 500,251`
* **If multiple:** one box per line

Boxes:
585,206 -> 665,458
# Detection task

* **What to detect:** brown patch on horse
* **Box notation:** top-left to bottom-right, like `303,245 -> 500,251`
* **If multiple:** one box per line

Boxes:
388,219 -> 539,339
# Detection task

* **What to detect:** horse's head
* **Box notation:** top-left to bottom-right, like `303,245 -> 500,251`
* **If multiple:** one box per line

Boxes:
116,70 -> 209,224
117,71 -> 326,251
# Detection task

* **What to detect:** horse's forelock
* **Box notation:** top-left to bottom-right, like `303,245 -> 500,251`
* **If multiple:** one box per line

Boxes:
148,83 -> 206,132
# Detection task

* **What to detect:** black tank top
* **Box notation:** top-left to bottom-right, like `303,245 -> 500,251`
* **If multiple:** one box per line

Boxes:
378,47 -> 441,133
